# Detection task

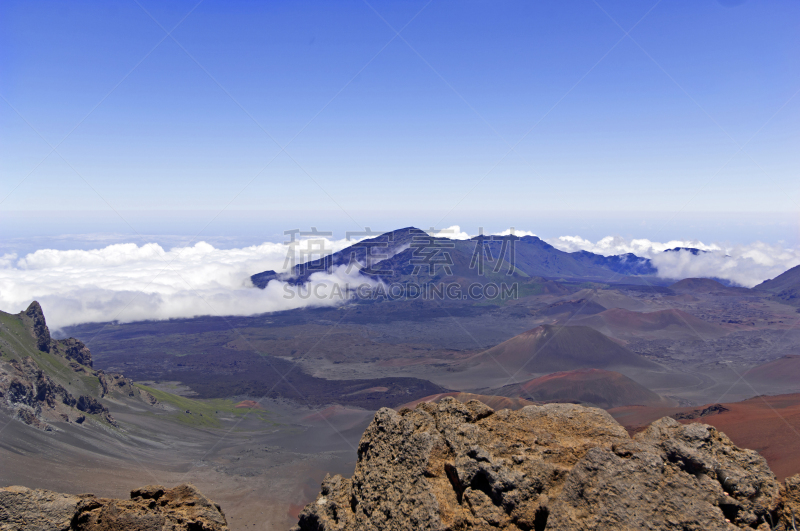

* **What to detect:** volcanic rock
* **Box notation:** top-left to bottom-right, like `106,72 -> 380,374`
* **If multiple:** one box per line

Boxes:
98,372 -> 137,398
0,485 -> 80,531
23,301 -> 51,353
0,302 -> 158,430
0,484 -> 227,531
57,338 -> 93,368
294,397 -> 797,530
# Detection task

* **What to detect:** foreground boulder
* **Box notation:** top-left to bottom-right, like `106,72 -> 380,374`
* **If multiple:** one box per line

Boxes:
294,398 -> 798,531
0,486 -> 79,531
0,483 -> 227,531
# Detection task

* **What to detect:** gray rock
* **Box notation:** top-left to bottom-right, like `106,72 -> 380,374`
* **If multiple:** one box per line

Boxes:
23,302 -> 51,353
294,398 -> 795,531
0,484 -> 227,531
0,485 -> 79,531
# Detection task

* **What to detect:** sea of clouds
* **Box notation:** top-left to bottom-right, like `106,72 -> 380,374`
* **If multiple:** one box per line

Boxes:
1,225 -> 798,330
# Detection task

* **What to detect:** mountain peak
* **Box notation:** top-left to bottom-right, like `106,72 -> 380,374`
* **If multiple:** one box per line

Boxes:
23,300 -> 51,352
25,300 -> 44,316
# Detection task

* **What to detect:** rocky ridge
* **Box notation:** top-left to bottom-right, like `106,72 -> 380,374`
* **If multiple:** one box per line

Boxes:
0,483 -> 228,531
294,397 -> 800,531
0,301 -> 157,430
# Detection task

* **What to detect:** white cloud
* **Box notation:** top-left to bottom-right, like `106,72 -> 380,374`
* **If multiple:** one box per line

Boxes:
431,226 -> 537,239
650,244 -> 800,288
493,228 -> 537,238
432,225 -> 471,240
1,233 -> 797,329
546,235 -> 800,287
0,238 -> 374,330
0,253 -> 17,269
547,235 -> 722,257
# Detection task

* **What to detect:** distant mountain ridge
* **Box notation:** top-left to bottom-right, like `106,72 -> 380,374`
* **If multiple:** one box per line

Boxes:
251,226 -> 658,289
754,264 -> 800,306
252,226 -> 424,288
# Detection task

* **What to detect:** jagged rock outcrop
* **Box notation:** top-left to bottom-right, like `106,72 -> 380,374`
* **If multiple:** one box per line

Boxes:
56,338 -> 93,368
0,484 -> 228,531
19,302 -> 92,368
0,356 -> 117,430
98,371 -> 137,398
0,358 -> 78,431
23,302 -> 51,353
294,398 -> 798,531
75,395 -> 117,426
0,301 -> 156,430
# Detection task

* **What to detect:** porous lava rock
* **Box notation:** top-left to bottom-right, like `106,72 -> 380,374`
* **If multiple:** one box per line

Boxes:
0,485 -> 80,531
293,398 -> 798,531
0,484 -> 227,531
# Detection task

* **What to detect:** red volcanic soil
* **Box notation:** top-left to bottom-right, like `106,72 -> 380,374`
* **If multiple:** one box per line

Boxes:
345,386 -> 389,396
288,504 -> 306,522
744,355 -> 800,387
474,324 -> 657,374
234,400 -> 264,409
400,392 -> 537,412
572,307 -> 727,339
497,369 -> 667,409
610,393 -> 800,481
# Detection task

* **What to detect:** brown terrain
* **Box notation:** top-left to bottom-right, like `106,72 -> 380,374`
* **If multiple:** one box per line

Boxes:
569,307 -> 729,340
471,324 -> 657,376
493,368 -> 670,409
744,355 -> 800,387
609,393 -> 800,481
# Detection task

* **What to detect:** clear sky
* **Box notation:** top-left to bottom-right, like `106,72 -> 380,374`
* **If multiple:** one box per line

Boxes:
1,0 -> 799,245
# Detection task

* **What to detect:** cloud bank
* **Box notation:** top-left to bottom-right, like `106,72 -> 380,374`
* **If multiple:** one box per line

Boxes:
545,235 -> 723,257
1,231 -> 797,329
0,238 -> 376,330
545,236 -> 800,288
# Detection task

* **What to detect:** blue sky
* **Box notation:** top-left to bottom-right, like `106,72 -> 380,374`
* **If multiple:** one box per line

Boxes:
1,0 -> 798,247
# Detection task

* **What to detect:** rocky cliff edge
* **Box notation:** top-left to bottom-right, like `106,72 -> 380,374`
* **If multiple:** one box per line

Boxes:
294,397 -> 800,531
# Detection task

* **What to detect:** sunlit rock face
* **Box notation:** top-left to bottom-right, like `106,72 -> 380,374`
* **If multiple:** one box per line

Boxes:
294,397 -> 798,531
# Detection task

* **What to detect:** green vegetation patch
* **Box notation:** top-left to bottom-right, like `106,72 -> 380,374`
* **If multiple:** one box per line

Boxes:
516,282 -> 547,298
134,384 -> 274,428
0,312 -> 35,361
